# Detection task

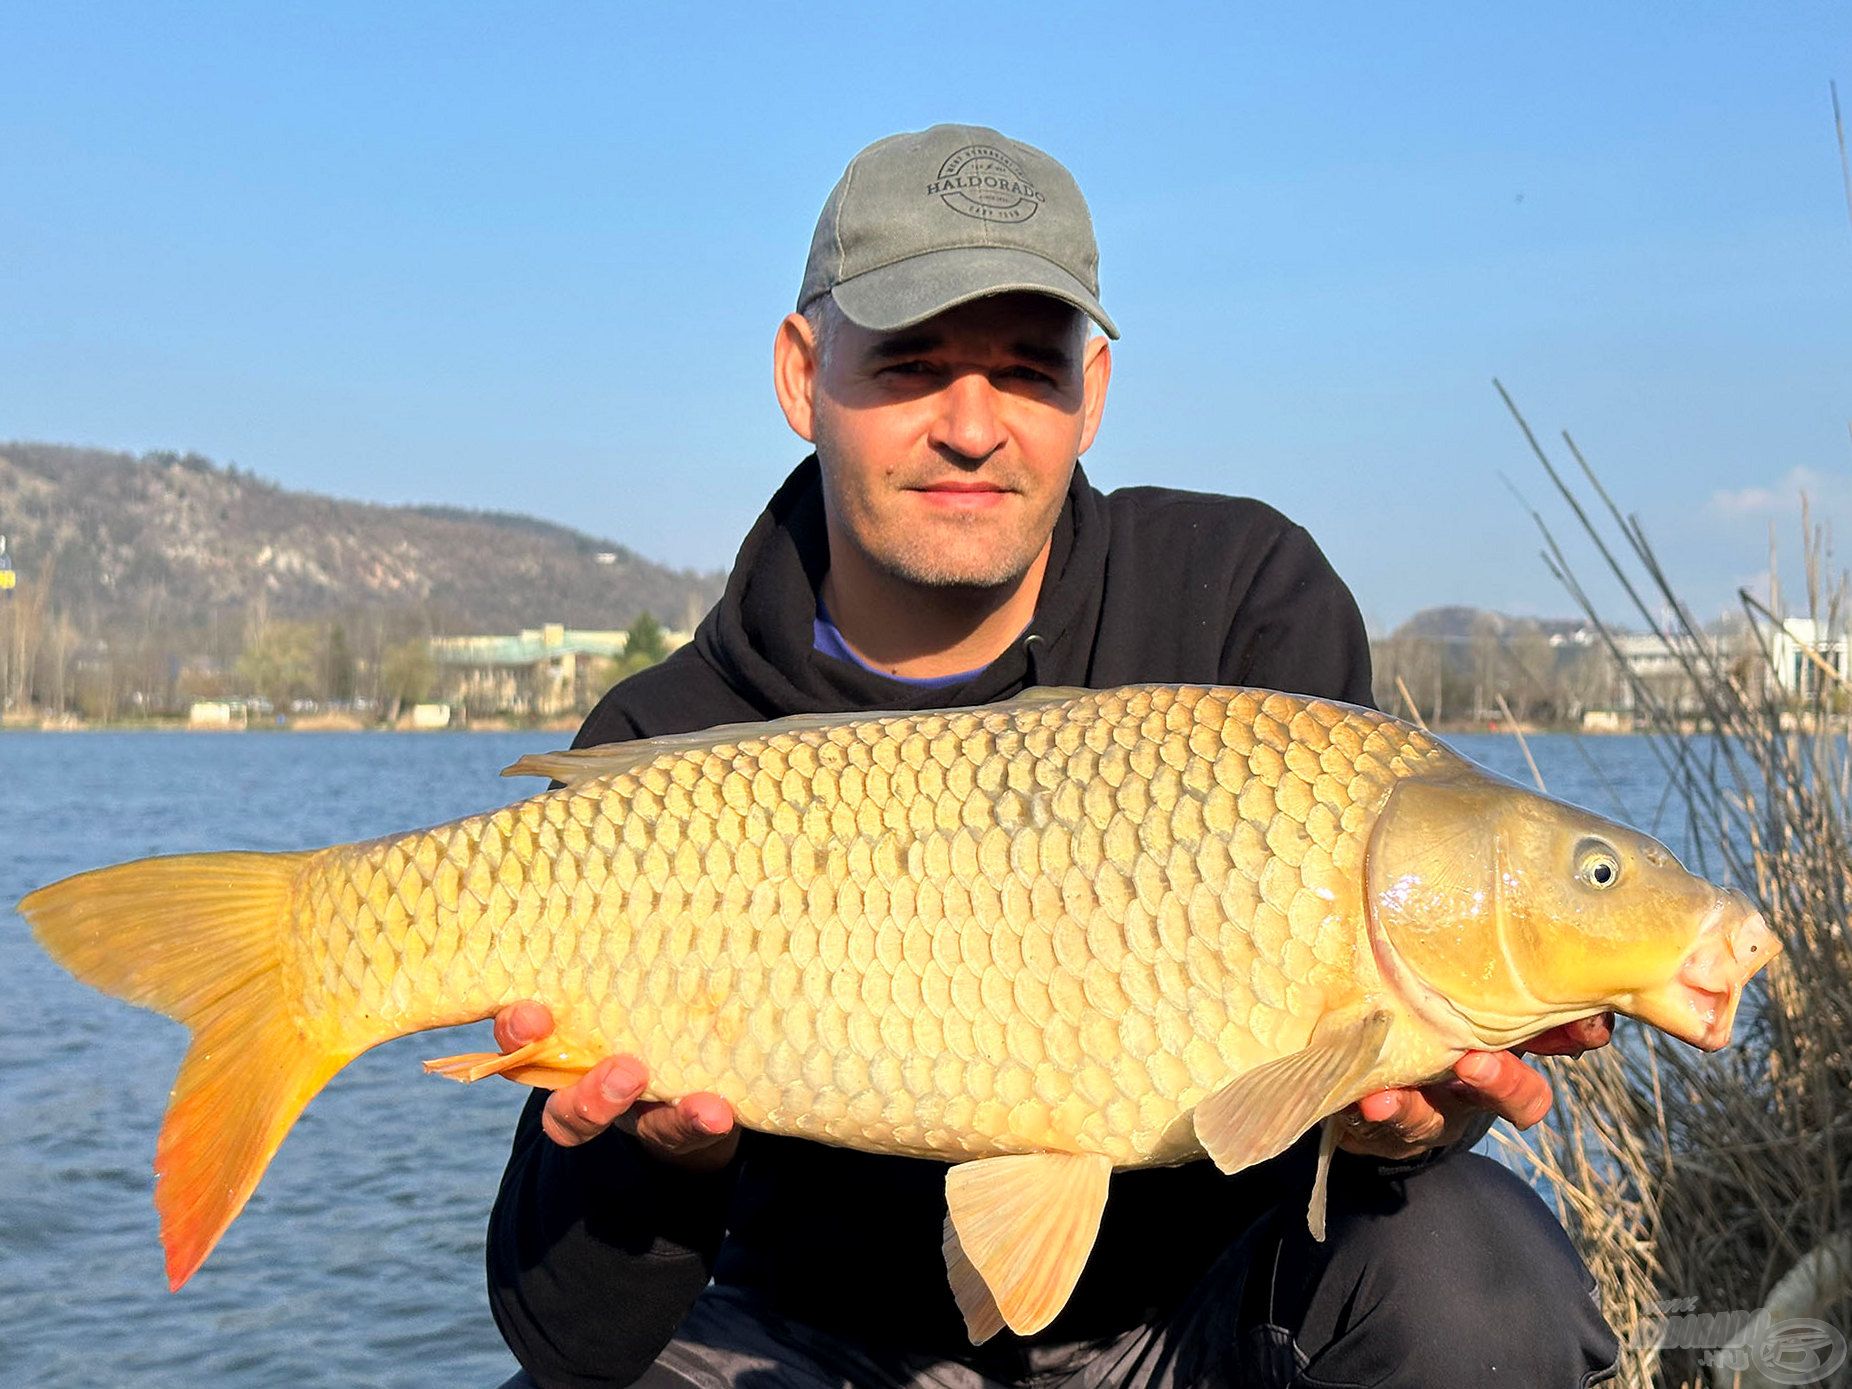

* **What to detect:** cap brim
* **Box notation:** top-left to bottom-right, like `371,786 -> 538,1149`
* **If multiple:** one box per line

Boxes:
830,246 -> 1120,340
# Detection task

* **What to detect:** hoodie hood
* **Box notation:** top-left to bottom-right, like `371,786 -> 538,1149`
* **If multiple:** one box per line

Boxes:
691,455 -> 1110,716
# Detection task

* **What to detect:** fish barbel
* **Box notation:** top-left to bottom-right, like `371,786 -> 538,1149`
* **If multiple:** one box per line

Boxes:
20,684 -> 1779,1339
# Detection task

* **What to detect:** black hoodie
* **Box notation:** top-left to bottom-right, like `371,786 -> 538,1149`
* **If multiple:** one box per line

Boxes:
487,457 -> 1374,1388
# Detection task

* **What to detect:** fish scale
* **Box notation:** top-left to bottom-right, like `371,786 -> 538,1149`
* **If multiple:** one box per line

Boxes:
287,685 -> 1443,1166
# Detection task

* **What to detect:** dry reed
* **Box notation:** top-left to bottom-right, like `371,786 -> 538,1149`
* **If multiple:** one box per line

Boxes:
1490,389 -> 1852,1388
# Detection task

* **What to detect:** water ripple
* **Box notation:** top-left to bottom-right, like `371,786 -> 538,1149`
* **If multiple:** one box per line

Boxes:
2,732 -> 554,1387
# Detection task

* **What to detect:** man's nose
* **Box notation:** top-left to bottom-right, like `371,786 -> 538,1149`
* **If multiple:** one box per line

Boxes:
927,372 -> 1007,463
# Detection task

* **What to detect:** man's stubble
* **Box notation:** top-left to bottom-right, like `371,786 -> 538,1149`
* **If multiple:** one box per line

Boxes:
812,426 -> 1069,595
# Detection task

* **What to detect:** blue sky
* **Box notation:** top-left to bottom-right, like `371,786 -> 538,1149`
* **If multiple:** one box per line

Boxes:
3,3 -> 1848,633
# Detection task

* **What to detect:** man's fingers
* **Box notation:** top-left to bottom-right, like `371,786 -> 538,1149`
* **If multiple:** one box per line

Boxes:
1341,1050 -> 1560,1158
633,1093 -> 735,1149
1353,1087 -> 1450,1138
1520,1012 -> 1616,1057
1353,1089 -> 1405,1125
540,1056 -> 646,1148
1346,1090 -> 1447,1145
493,999 -> 554,1053
632,1093 -> 742,1171
532,1052 -> 742,1168
1454,1050 -> 1554,1129
1336,1092 -> 1441,1158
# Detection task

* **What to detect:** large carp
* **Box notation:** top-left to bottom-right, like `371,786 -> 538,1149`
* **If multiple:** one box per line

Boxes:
20,685 -> 1777,1340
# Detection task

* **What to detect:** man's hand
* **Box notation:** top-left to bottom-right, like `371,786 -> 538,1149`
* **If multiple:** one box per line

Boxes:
1336,1012 -> 1614,1160
494,1001 -> 741,1172
495,1003 -> 1612,1166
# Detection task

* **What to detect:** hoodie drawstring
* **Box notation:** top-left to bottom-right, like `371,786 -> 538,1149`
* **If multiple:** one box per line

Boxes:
1023,632 -> 1046,690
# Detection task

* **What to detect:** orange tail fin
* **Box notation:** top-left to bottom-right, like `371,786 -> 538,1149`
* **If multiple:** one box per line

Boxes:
19,851 -> 355,1289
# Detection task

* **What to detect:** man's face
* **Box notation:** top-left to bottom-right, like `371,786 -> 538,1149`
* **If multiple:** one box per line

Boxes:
778,292 -> 1112,591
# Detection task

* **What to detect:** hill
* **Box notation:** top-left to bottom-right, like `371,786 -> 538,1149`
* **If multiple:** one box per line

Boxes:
1388,604 -> 1596,645
0,442 -> 724,637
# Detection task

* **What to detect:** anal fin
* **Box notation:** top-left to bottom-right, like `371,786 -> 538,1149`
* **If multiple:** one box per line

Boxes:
942,1151 -> 1112,1343
1193,1006 -> 1394,1177
423,1038 -> 596,1090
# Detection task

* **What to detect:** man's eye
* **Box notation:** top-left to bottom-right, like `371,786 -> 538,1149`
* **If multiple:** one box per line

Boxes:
879,360 -> 936,376
999,365 -> 1054,385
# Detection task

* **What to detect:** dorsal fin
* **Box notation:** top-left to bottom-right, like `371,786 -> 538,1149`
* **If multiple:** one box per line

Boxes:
1001,684 -> 1093,707
501,686 -> 1099,785
500,711 -> 871,784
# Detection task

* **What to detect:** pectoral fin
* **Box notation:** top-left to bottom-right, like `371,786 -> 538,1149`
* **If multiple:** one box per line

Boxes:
422,1038 -> 597,1089
942,1151 -> 1113,1343
1192,1007 -> 1394,1178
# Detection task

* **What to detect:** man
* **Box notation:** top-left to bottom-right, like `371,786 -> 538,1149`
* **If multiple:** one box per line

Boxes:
487,125 -> 1619,1388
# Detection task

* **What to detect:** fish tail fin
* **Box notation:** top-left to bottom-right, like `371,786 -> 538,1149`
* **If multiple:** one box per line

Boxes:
19,850 -> 354,1289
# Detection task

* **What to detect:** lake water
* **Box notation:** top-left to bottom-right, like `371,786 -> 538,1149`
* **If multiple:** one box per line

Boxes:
0,727 -> 1716,1387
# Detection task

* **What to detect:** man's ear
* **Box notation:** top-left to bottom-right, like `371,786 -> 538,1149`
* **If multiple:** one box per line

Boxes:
773,312 -> 820,443
1076,335 -> 1112,457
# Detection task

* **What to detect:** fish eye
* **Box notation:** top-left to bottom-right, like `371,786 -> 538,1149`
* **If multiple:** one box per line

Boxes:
1576,840 -> 1622,890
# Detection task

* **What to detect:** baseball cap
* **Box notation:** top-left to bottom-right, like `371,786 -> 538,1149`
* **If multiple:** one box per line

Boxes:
797,123 -> 1120,340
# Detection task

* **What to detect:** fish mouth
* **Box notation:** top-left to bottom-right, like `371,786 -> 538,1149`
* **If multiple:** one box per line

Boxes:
1623,891 -> 1781,1050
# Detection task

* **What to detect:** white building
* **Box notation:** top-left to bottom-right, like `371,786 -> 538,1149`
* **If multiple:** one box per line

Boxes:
1766,617 -> 1849,698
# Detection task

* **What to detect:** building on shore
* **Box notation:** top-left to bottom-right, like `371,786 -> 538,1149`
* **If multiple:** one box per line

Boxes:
409,702 -> 453,730
1765,617 -> 1849,699
1583,617 -> 1847,729
428,622 -> 689,717
1603,631 -> 1721,722
189,698 -> 260,729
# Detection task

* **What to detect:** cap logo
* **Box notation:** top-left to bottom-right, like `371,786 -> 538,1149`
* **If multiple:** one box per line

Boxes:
924,144 -> 1045,224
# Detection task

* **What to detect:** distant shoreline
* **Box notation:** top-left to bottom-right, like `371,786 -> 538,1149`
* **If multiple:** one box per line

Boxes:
1,716 -> 584,735
2,714 -> 1635,737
